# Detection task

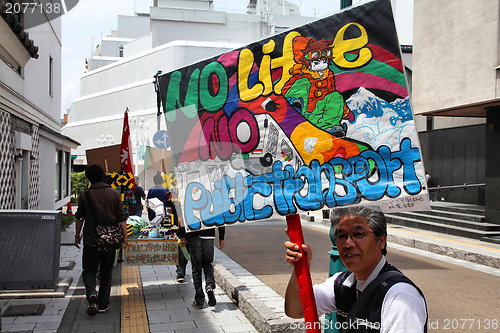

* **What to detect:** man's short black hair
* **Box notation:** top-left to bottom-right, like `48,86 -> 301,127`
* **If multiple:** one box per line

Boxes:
330,206 -> 388,255
85,164 -> 105,184
153,174 -> 163,185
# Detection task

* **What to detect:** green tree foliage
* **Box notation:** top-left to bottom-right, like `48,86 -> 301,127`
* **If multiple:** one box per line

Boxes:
71,171 -> 88,202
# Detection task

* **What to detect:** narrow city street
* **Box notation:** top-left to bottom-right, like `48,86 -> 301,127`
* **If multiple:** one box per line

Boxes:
221,220 -> 500,333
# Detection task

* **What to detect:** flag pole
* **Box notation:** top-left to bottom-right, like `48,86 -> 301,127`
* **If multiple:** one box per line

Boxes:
120,107 -> 135,191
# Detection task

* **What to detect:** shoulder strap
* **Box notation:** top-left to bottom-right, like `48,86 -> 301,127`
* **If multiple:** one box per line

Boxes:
346,270 -> 403,322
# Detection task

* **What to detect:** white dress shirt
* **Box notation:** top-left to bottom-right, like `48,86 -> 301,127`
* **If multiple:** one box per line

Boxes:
313,257 -> 427,332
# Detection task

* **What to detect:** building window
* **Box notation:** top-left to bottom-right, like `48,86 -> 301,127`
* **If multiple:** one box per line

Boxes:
55,150 -> 60,201
119,45 -> 124,57
426,116 -> 434,131
49,56 -> 53,96
55,149 -> 70,201
62,151 -> 69,197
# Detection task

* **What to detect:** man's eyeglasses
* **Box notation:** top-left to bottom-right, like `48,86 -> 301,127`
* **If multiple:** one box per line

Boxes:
335,231 -> 375,244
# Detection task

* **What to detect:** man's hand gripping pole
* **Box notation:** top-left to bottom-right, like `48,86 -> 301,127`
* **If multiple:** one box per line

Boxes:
286,213 -> 321,333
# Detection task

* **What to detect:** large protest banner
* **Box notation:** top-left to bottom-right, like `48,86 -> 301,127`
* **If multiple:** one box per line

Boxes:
158,0 -> 430,233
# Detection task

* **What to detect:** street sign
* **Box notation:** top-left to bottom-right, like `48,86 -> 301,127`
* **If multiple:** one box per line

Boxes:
153,130 -> 169,149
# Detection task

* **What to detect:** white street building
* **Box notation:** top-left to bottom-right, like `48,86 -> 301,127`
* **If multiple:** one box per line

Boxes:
0,1 -> 78,210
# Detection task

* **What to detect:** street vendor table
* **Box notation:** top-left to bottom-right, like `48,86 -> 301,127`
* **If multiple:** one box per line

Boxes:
124,239 -> 178,265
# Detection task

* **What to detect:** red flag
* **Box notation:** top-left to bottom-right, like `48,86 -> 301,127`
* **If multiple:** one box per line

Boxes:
120,108 -> 135,190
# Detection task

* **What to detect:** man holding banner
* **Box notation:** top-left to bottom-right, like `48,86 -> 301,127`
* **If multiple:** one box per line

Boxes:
284,206 -> 427,332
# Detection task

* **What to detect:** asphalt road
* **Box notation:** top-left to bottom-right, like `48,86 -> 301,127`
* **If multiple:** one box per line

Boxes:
221,220 -> 500,333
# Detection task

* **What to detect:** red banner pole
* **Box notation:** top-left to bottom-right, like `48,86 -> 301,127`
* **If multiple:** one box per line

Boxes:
286,213 -> 321,333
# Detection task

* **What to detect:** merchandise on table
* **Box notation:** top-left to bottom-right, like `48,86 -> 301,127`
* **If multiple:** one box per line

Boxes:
126,198 -> 179,241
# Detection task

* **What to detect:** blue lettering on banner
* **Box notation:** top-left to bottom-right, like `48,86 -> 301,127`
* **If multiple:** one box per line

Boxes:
183,138 -> 422,230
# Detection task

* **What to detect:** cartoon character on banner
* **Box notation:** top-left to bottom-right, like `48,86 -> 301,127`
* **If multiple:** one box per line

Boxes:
282,37 -> 355,137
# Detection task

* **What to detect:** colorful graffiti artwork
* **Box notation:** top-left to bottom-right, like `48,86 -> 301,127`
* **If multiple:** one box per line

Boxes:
158,0 -> 430,232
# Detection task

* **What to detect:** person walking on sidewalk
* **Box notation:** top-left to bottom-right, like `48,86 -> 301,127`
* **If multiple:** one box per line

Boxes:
174,205 -> 189,284
186,227 -> 225,309
74,164 -> 128,316
175,231 -> 189,283
284,206 -> 428,332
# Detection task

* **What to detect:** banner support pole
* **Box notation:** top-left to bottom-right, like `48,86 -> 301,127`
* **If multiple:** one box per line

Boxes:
153,70 -> 162,132
286,213 -> 321,333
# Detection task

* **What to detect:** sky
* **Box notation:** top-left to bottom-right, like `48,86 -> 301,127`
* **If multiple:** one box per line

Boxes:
61,0 -> 136,116
61,0 -> 417,118
60,0 -> 351,117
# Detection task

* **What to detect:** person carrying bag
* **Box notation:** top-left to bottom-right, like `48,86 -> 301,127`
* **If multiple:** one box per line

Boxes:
85,191 -> 124,251
74,164 -> 128,316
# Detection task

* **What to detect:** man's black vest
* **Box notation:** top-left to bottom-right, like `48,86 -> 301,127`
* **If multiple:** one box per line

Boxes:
333,262 -> 427,333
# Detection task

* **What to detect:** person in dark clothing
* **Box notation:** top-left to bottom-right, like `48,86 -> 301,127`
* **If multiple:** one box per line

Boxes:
284,206 -> 427,332
184,227 -> 225,309
172,192 -> 189,284
132,176 -> 146,217
75,164 -> 128,316
175,227 -> 189,284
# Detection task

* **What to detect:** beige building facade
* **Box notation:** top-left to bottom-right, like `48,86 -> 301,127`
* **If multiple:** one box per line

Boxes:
412,0 -> 499,128
412,0 -> 500,225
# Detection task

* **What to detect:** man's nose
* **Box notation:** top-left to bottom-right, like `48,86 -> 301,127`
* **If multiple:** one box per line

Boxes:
343,234 -> 356,247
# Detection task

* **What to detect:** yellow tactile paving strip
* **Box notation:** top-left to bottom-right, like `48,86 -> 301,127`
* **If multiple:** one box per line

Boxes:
121,264 -> 149,333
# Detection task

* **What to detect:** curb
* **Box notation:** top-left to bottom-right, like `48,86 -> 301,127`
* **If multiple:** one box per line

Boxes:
298,213 -> 314,222
388,234 -> 500,269
0,277 -> 73,299
214,258 -> 303,332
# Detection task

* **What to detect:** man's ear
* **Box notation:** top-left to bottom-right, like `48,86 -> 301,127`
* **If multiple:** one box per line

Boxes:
378,234 -> 387,251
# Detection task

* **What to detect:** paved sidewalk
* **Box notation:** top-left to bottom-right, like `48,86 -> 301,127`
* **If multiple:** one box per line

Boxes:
140,265 -> 257,333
